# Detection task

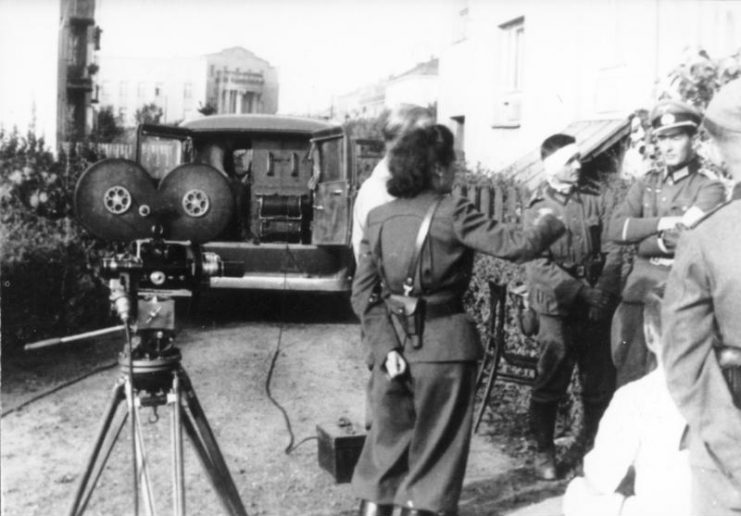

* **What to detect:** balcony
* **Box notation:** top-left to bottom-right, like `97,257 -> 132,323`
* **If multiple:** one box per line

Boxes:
66,64 -> 93,92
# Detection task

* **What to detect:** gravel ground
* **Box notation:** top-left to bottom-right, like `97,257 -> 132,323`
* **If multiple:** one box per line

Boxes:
1,292 -> 568,516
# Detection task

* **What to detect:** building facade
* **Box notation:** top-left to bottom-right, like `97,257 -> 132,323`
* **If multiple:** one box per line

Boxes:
330,57 -> 439,121
436,0 -> 741,172
205,47 -> 279,116
96,46 -> 278,127
57,0 -> 101,144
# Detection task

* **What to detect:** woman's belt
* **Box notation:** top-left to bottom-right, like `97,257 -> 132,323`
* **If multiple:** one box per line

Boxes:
425,300 -> 464,319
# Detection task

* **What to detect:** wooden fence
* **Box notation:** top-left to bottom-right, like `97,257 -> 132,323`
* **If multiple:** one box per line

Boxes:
452,183 -> 529,224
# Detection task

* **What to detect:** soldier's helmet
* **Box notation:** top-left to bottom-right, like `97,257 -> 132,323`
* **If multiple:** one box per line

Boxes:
650,99 -> 702,135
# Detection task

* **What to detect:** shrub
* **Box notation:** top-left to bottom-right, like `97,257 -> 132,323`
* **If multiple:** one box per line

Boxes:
1,130 -> 112,355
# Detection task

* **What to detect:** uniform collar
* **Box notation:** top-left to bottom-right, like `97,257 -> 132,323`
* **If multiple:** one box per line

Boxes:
544,182 -> 575,204
662,157 -> 699,185
546,176 -> 575,197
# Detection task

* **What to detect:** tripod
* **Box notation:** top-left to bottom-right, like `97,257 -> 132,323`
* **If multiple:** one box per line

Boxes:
65,284 -> 248,516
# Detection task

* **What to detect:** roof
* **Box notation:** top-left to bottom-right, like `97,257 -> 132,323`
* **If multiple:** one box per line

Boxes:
181,114 -> 337,134
391,58 -> 439,81
499,118 -> 631,188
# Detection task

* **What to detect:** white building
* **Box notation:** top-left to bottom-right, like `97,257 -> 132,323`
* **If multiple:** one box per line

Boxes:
97,47 -> 279,127
331,57 -> 439,121
437,0 -> 741,173
97,55 -> 207,126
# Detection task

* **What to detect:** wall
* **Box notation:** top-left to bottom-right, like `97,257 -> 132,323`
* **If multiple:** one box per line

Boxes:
97,55 -> 208,126
437,0 -> 741,173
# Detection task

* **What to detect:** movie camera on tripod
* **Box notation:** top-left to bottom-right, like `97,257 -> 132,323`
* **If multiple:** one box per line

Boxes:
26,156 -> 248,516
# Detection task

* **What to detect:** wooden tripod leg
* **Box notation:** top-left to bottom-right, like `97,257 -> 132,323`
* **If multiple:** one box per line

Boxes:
129,396 -> 156,516
178,369 -> 248,516
68,379 -> 127,516
171,373 -> 185,516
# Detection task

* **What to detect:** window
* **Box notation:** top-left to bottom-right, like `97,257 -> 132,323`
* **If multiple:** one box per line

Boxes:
501,17 -> 525,93
101,81 -> 111,103
118,81 -> 128,104
493,17 -> 525,128
184,82 -> 193,99
451,116 -> 465,162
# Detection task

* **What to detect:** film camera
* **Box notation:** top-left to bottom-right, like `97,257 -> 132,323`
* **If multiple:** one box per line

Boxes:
27,155 -> 248,516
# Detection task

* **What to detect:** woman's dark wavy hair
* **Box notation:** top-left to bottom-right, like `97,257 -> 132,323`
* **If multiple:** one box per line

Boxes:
386,124 -> 455,198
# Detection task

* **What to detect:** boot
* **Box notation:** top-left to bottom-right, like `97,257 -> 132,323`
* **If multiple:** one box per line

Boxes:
529,400 -> 559,480
358,499 -> 394,516
582,401 -> 609,453
533,447 -> 557,481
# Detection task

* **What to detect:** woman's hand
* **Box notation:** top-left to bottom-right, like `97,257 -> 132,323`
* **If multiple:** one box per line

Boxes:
384,350 -> 407,380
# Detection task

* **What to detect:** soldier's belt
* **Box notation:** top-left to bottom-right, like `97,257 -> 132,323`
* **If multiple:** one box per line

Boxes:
716,346 -> 741,409
649,257 -> 674,268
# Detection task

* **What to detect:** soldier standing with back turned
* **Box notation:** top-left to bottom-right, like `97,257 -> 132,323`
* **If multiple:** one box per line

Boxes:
662,79 -> 741,516
607,99 -> 726,387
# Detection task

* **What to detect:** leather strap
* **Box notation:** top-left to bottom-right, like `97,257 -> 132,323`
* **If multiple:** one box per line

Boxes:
403,197 -> 443,295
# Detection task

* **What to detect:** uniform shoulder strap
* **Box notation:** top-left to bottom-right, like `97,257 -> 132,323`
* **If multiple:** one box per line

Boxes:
404,197 -> 443,295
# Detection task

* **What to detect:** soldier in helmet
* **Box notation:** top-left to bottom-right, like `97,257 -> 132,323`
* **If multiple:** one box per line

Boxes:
523,134 -> 623,480
607,99 -> 726,387
662,79 -> 741,515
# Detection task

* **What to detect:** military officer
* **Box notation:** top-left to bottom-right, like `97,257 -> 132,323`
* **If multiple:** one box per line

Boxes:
662,79 -> 741,516
524,133 -> 623,480
607,99 -> 726,387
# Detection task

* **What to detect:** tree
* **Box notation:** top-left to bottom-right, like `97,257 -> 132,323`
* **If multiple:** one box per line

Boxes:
657,47 -> 741,109
93,106 -> 124,142
135,102 -> 164,125
198,102 -> 217,116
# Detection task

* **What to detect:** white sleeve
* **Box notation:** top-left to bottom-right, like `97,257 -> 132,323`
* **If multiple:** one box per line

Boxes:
563,477 -> 625,516
582,384 -> 642,493
351,187 -> 369,262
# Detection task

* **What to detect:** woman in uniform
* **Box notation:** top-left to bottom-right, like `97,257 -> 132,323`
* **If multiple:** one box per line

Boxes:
351,124 -> 565,516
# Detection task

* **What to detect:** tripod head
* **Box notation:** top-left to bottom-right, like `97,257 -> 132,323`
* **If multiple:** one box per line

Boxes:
102,238 -> 229,392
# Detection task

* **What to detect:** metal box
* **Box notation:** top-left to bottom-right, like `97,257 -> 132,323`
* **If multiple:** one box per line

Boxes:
316,420 -> 366,483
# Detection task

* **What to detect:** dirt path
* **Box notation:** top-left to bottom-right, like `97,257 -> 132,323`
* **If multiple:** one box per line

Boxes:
1,294 -> 565,515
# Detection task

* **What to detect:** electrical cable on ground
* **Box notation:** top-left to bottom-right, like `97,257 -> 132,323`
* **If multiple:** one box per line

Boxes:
1,360 -> 118,418
263,264 -> 318,455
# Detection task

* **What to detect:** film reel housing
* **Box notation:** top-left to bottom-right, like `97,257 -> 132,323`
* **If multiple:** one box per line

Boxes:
75,158 -> 235,243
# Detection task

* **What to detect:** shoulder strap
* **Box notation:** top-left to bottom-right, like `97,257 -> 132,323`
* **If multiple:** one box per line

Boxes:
403,197 -> 443,295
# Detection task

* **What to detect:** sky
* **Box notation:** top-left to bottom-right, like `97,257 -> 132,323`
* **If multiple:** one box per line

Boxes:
0,0 -> 455,139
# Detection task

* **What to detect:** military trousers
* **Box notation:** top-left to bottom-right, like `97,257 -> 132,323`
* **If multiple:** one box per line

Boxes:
351,360 -> 477,513
531,312 -> 615,406
611,301 -> 657,388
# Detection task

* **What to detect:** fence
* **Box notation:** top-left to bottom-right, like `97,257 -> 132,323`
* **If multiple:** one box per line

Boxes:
452,183 -> 529,224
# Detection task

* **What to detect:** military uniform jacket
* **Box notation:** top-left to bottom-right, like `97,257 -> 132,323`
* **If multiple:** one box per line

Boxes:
352,190 -> 565,365
524,181 -> 622,316
661,186 -> 741,490
608,158 -> 726,302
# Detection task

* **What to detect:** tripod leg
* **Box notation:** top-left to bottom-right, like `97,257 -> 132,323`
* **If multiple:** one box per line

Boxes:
130,397 -> 156,516
77,403 -> 128,513
171,374 -> 185,516
68,379 -> 126,516
178,369 -> 248,516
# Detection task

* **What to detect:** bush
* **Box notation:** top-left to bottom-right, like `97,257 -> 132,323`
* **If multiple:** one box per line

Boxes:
1,130 -> 113,355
